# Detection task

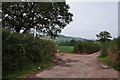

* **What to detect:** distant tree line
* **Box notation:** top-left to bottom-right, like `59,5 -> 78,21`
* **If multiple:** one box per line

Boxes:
58,39 -> 76,46
57,39 -> 94,46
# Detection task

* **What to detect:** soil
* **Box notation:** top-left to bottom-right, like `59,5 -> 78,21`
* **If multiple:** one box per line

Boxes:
25,52 -> 119,78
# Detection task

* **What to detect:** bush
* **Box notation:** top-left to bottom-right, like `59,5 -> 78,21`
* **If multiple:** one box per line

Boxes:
107,38 -> 120,70
74,41 -> 101,54
2,29 -> 56,77
99,38 -> 120,71
100,43 -> 108,56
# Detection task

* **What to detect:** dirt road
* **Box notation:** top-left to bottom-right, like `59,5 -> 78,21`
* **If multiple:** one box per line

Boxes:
26,52 -> 118,78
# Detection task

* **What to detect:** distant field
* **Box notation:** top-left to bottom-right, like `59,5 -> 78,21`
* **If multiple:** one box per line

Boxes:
57,46 -> 74,53
55,37 -> 73,41
94,41 -> 102,47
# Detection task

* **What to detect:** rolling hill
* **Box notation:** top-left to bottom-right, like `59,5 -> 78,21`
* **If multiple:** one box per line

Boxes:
55,35 -> 88,42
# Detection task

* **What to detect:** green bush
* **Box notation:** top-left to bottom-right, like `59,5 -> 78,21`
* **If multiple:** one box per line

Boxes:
107,38 -> 120,70
2,29 -> 56,77
99,38 -> 120,71
100,43 -> 109,56
74,41 -> 101,54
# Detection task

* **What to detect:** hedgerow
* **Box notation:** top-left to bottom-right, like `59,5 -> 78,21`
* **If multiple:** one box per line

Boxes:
74,41 -> 101,54
107,38 -> 120,71
2,29 -> 56,77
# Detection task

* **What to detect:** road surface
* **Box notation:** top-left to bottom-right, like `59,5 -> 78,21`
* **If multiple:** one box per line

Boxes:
26,52 -> 118,78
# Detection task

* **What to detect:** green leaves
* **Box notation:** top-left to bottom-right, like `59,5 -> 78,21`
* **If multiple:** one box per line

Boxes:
2,2 -> 73,38
74,41 -> 101,54
96,31 -> 112,43
2,29 -> 56,77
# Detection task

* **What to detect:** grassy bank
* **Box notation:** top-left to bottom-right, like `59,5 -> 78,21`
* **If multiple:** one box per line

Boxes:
98,38 -> 120,71
4,62 -> 55,78
57,46 -> 74,53
98,56 -> 120,71
3,29 -> 56,78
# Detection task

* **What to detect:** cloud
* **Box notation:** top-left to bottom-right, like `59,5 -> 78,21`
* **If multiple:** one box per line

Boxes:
61,2 -> 118,39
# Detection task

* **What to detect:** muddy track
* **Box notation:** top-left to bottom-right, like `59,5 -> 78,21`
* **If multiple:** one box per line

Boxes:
25,52 -> 118,78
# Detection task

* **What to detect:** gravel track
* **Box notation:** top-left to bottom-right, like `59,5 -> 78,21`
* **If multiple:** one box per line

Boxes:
26,52 -> 118,78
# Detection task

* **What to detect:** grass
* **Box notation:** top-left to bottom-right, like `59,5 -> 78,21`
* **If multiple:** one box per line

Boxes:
57,46 -> 74,53
98,56 -> 120,71
3,62 -> 55,78
98,56 -> 112,66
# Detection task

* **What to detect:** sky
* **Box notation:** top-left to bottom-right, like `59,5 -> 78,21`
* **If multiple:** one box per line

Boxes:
60,1 -> 118,40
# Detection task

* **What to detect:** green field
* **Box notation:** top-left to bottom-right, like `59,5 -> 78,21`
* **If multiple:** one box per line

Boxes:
55,37 -> 73,41
57,46 -> 74,53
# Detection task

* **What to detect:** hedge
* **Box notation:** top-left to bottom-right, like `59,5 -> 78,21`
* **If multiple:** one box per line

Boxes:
2,29 -> 56,76
74,41 -> 101,54
99,38 -> 120,71
107,38 -> 120,70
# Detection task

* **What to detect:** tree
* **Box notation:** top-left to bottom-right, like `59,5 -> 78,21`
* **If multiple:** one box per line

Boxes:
96,31 -> 112,56
2,2 -> 73,38
96,31 -> 112,43
70,39 -> 75,46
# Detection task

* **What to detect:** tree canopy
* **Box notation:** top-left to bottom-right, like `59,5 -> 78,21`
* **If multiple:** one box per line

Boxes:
2,2 -> 73,38
96,31 -> 112,43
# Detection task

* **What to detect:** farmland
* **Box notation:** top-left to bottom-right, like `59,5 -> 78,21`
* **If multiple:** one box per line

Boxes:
57,46 -> 74,53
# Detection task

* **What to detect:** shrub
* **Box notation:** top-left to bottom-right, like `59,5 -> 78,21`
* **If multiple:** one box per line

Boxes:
99,38 -> 120,71
2,29 -> 56,77
107,38 -> 120,69
74,41 -> 101,54
100,43 -> 109,56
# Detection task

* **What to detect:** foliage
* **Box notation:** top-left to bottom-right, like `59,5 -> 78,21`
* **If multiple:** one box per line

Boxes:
58,41 -> 71,46
96,31 -> 112,56
2,29 -> 56,78
57,39 -> 77,46
100,43 -> 109,56
74,41 -> 101,54
107,38 -> 120,68
96,31 -> 112,43
2,2 -> 73,38
99,37 -> 120,71
118,37 -> 120,68
4,62 -> 54,78
99,56 -> 120,71
57,46 -> 74,53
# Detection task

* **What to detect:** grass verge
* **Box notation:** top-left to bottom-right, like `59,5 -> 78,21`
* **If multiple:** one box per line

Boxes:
98,56 -> 120,71
3,62 -> 55,78
57,46 -> 74,53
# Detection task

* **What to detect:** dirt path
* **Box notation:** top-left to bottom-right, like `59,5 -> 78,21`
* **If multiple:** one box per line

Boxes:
26,52 -> 118,78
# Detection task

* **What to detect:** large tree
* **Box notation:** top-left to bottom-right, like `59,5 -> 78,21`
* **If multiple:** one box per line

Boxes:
2,2 -> 73,38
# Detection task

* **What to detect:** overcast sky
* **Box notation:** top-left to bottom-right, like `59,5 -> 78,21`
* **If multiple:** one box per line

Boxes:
60,2 -> 118,40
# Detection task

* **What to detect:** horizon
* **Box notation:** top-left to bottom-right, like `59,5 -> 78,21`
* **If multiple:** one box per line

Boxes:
58,34 -> 115,40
